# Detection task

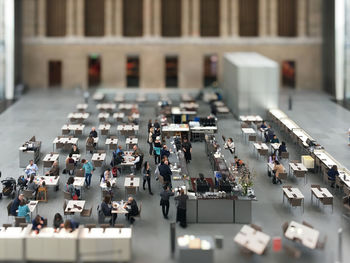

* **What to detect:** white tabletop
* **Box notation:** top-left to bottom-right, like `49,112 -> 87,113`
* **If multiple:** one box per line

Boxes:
180,102 -> 199,109
62,124 -> 85,131
28,201 -> 39,213
117,125 -> 139,131
289,163 -> 308,172
112,201 -> 129,214
100,178 -> 117,188
0,227 -> 29,238
241,128 -> 256,134
162,124 -> 190,132
98,112 -> 110,118
311,187 -> 333,199
126,138 -> 138,144
113,112 -> 125,118
269,109 -> 287,119
339,170 -> 350,188
285,221 -> 319,249
234,225 -> 270,255
105,138 -> 118,145
93,93 -> 104,100
92,153 -> 106,161
53,137 -> 78,144
124,177 -> 140,187
69,154 -> 81,162
118,103 -> 139,110
80,227 -> 132,239
73,177 -> 85,187
253,143 -> 268,150
67,113 -> 89,119
240,115 -> 263,122
76,104 -> 88,110
283,187 -> 304,199
65,200 -> 85,213
270,143 -> 281,150
97,103 -> 116,110
280,118 -> 299,131
313,150 -> 338,169
98,124 -> 111,130
35,176 -> 59,186
43,153 -> 59,162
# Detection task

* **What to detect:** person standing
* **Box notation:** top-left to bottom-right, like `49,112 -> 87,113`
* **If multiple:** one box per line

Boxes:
160,186 -> 174,219
153,136 -> 162,164
81,159 -> 94,189
147,119 -> 153,133
175,189 -> 188,228
158,159 -> 172,188
142,161 -> 153,195
148,127 -> 154,155
182,138 -> 192,163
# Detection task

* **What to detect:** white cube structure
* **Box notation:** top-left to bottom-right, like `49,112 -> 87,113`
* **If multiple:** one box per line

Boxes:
223,52 -> 279,118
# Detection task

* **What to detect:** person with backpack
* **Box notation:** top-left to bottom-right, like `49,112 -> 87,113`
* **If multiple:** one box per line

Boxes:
81,159 -> 94,189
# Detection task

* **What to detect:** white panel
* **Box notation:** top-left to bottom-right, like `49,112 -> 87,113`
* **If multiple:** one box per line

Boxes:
4,0 -> 14,100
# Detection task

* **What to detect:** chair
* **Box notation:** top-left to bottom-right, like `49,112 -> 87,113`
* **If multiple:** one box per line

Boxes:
342,196 -> 350,217
86,145 -> 95,154
76,169 -> 85,177
97,205 -> 111,224
19,223 -> 28,229
278,172 -> 287,180
134,202 -> 142,219
302,221 -> 313,228
66,163 -> 75,175
125,186 -> 137,198
282,222 -> 289,233
102,190 -> 110,200
248,135 -> 256,142
280,152 -> 289,159
114,224 -> 125,228
15,217 -> 26,227
284,245 -> 301,259
344,186 -> 350,196
291,198 -> 302,208
63,191 -> 72,200
86,224 -> 96,232
63,201 -> 74,218
316,236 -> 327,250
3,223 -> 12,229
7,201 -> 14,218
22,189 -> 35,200
335,176 -> 344,191
36,186 -> 48,202
97,150 -> 106,154
100,224 -> 110,229
311,184 -> 320,189
250,223 -> 262,232
81,207 -> 93,217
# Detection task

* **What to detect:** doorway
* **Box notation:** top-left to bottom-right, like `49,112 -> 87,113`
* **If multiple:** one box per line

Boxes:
165,56 -> 178,88
48,61 -> 62,87
126,56 -> 140,87
203,55 -> 218,87
88,54 -> 101,87
282,61 -> 296,88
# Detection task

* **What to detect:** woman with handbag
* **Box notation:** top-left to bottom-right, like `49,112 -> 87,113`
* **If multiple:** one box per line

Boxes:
66,177 -> 80,200
153,136 -> 162,164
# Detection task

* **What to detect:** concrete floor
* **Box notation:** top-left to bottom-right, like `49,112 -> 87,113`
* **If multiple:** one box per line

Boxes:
0,88 -> 349,263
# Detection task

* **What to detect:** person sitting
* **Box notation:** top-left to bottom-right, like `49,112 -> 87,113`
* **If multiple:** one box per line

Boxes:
260,121 -> 267,129
45,161 -> 59,177
224,138 -> 235,154
234,156 -> 244,169
131,152 -> 141,174
268,153 -> 278,164
17,200 -> 31,223
102,168 -> 112,182
26,174 -> 39,197
132,145 -> 143,158
53,213 -> 64,231
66,177 -> 80,199
278,141 -> 287,156
264,126 -> 275,143
160,145 -> 170,160
111,151 -> 124,169
10,194 -> 24,216
196,173 -> 209,193
89,127 -> 98,138
273,160 -> 284,184
124,197 -> 139,224
101,195 -> 117,226
86,135 -> 95,154
328,165 -> 339,188
63,219 -> 79,232
218,174 -> 232,192
25,160 -> 39,177
116,145 -> 124,156
65,154 -> 76,175
270,135 -> 280,144
70,144 -> 80,155
32,215 -> 45,233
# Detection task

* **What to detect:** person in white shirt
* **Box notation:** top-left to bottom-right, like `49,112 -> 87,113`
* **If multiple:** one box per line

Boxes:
131,152 -> 141,174
224,138 -> 235,154
25,160 -> 39,177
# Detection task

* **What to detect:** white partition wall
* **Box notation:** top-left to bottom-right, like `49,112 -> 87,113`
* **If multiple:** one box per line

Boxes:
223,52 -> 279,118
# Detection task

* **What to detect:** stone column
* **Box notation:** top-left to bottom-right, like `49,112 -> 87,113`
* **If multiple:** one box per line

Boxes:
76,0 -> 84,36
105,0 -> 113,36
259,0 -> 267,36
182,0 -> 190,36
143,0 -> 151,37
66,0 -> 75,36
230,0 -> 239,36
220,0 -> 228,37
268,0 -> 277,36
115,0 -> 122,36
297,0 -> 307,37
37,0 -> 46,36
192,0 -> 200,36
153,0 -> 161,36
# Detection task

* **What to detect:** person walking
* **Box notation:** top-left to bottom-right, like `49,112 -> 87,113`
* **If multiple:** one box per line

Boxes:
160,186 -> 175,219
148,127 -> 154,155
153,136 -> 162,164
81,159 -> 94,189
182,138 -> 192,163
142,161 -> 153,195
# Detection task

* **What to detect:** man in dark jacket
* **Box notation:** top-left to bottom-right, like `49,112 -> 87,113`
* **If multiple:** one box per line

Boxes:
160,186 -> 175,219
10,194 -> 24,216
160,145 -> 170,160
158,159 -> 172,188
124,197 -> 139,224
